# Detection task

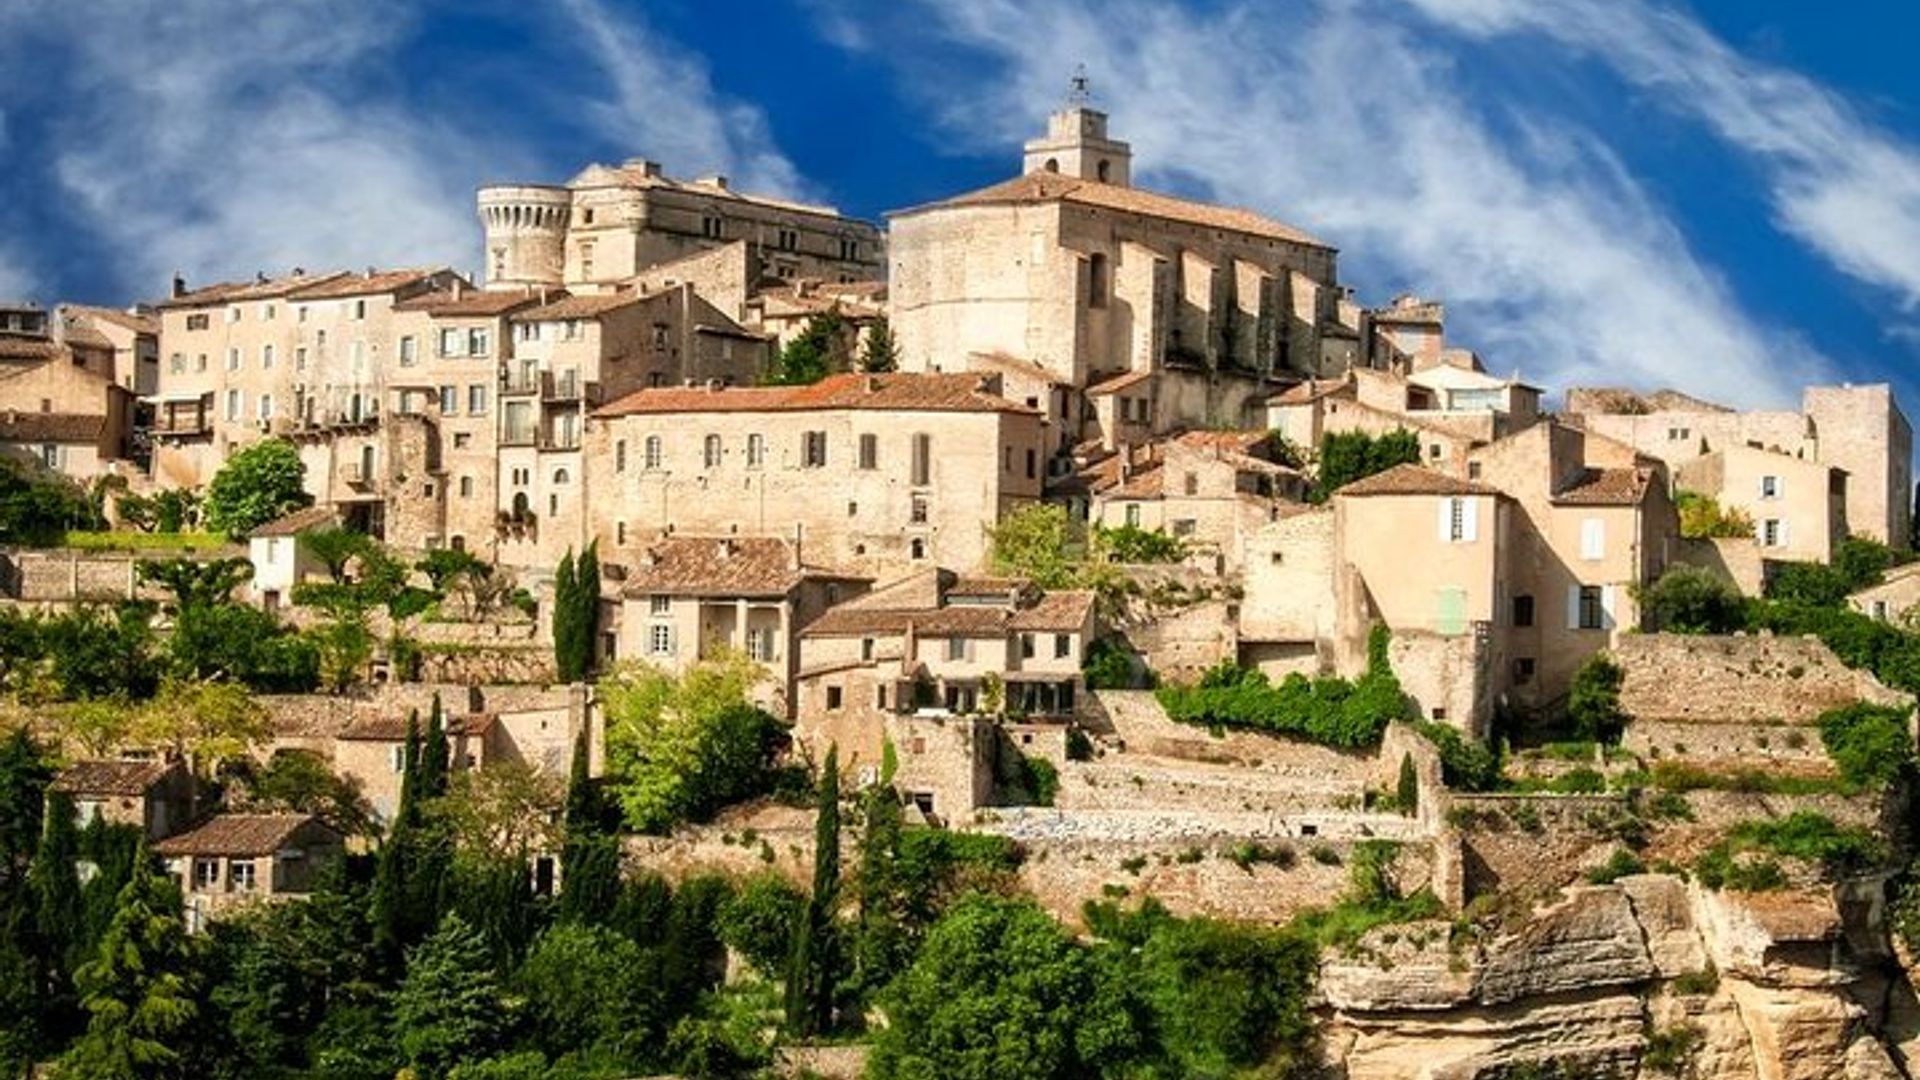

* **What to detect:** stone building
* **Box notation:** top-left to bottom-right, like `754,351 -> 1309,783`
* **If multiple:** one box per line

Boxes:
51,758 -> 196,840
247,505 -> 339,613
613,535 -> 871,717
0,318 -> 135,479
1849,561 -> 1920,625
1266,356 -> 1541,475
57,304 -> 160,396
1673,444 -> 1842,565
585,372 -> 1046,577
150,267 -> 461,493
1565,383 -> 1911,548
157,814 -> 344,929
792,569 -> 1096,821
496,287 -> 766,569
477,159 -> 883,293
888,98 -> 1346,459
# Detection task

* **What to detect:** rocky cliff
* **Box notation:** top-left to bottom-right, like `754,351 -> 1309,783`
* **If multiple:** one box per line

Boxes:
1318,874 -> 1917,1079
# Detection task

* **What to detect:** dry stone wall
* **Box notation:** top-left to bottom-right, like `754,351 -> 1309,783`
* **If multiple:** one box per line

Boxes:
1616,632 -> 1907,725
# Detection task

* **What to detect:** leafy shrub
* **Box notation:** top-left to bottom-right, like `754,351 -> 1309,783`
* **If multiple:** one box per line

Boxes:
1310,428 -> 1420,502
1643,1023 -> 1704,1076
1082,637 -> 1142,690
1415,722 -> 1500,791
1093,523 -> 1186,564
1567,655 -> 1626,743
1675,489 -> 1753,539
1817,702 -> 1913,787
1158,636 -> 1409,751
1694,812 -> 1886,890
1636,566 -> 1748,633
1583,847 -> 1645,885
1065,725 -> 1095,762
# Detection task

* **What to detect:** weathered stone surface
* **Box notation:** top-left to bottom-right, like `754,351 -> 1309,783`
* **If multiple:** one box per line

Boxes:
1331,993 -> 1646,1080
1320,921 -> 1476,1012
1619,872 -> 1710,979
1474,888 -> 1656,1005
1695,886 -> 1852,988
1847,1035 -> 1906,1080
1725,979 -> 1868,1080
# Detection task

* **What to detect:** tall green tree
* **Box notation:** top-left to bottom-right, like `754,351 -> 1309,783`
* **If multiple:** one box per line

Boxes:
576,540 -> 602,678
61,851 -> 201,1080
202,438 -> 310,539
859,317 -> 900,373
559,732 -> 621,926
552,549 -> 582,682
136,557 -> 253,612
785,746 -> 841,1036
769,311 -> 851,385
421,693 -> 451,800
34,792 -> 83,1017
371,711 -> 423,960
393,913 -> 509,1079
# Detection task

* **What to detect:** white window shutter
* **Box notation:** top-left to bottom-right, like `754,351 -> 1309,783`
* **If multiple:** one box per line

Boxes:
1437,499 -> 1452,543
1600,585 -> 1618,631
1581,518 -> 1604,560
1779,520 -> 1791,549
1566,585 -> 1582,630
1463,498 -> 1479,543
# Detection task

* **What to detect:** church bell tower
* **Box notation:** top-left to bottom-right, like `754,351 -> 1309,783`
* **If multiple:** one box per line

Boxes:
1022,69 -> 1133,187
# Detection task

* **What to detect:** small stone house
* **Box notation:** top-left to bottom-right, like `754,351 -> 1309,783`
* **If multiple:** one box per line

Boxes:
247,504 -> 339,612
50,758 -> 195,840
156,814 -> 344,929
334,711 -> 499,824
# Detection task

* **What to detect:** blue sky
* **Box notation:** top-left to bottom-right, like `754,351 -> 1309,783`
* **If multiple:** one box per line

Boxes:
2,0 -> 1919,410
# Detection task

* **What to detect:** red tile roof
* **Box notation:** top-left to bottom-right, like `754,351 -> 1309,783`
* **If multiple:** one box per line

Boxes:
0,411 -> 106,444
394,287 -> 558,317
1336,463 -> 1504,498
158,271 -> 350,309
596,372 -> 1038,418
514,291 -> 651,321
52,759 -> 178,796
896,173 -> 1330,249
249,504 -> 338,538
288,268 -> 449,300
802,588 -> 1095,637
154,814 -> 334,857
338,712 -> 497,742
61,305 -> 159,336
1267,377 -> 1352,406
621,536 -> 867,598
1552,466 -> 1656,507
0,336 -> 62,361
1086,369 -> 1153,396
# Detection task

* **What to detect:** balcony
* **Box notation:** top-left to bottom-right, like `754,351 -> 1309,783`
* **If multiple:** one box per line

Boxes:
501,367 -> 539,395
540,372 -> 603,406
539,428 -> 582,452
500,427 -> 537,448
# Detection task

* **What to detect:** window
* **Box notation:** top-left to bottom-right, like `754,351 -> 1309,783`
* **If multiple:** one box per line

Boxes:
1172,518 -> 1196,537
186,313 -> 209,331
468,385 -> 488,414
839,237 -> 860,261
316,329 -> 327,348
225,306 -> 240,324
1087,253 -> 1109,308
651,323 -> 669,350
910,433 -> 931,484
747,433 -> 765,468
468,328 -> 490,357
1468,461 -> 1483,480
295,346 -> 307,370
644,436 -> 663,469
615,440 -> 627,473
703,434 -> 722,468
1513,657 -> 1536,683
399,336 -> 417,366
1761,519 -> 1785,547
194,859 -> 220,889
230,860 -> 257,893
1874,600 -> 1889,622
439,385 -> 458,415
562,319 -> 582,341
876,686 -> 889,710
825,685 -> 843,710
196,353 -> 208,372
861,637 -> 876,661
702,215 -> 724,239
1579,518 -> 1605,561
910,495 -> 929,524
910,537 -> 927,560
616,521 -> 627,545
1441,496 -> 1477,543
1761,475 -> 1782,499
459,476 -> 473,498
854,433 -> 879,470
552,467 -> 571,485
649,624 -> 674,656
777,228 -> 799,251
168,353 -> 184,373
747,628 -> 772,662
579,240 -> 595,279
1125,504 -> 1141,528
1026,449 -> 1037,479
1576,585 -> 1605,630
1429,443 -> 1443,460
946,638 -> 966,661
261,344 -> 274,369
1020,633 -> 1036,659
1054,634 -> 1071,659
803,431 -> 827,468
226,347 -> 240,371
225,389 -> 241,420
1512,594 -> 1534,627
258,393 -> 274,419
352,299 -> 367,320
649,595 -> 671,617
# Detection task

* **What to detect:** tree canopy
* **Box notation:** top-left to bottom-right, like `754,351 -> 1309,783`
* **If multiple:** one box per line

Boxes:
202,439 -> 310,539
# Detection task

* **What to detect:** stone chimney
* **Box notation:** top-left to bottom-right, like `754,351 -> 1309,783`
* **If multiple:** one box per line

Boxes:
452,279 -> 465,301
790,523 -> 803,570
171,272 -> 186,298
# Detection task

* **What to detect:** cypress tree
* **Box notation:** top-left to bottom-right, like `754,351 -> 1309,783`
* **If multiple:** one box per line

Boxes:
559,730 -> 622,926
577,540 -> 601,679
859,317 -> 899,373
553,549 -> 581,682
33,792 -> 83,1023
371,709 -> 422,960
61,849 -> 200,1080
786,746 -> 841,1036
420,694 -> 450,800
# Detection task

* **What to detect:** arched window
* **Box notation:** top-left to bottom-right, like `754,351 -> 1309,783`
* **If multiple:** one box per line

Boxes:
1096,158 -> 1111,182
450,535 -> 465,552
1043,157 -> 1059,173
703,433 -> 722,468
1087,253 -> 1109,309
512,492 -> 531,519
644,435 -> 663,469
553,467 -> 571,485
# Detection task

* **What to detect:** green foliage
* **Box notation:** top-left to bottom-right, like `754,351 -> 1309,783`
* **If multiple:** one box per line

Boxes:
1746,601 -> 1920,693
168,602 -> 319,692
202,438 -> 310,539
394,913 -> 510,1079
515,922 -> 666,1068
1309,428 -> 1421,502
137,556 -> 253,611
1021,755 -> 1059,806
859,316 -> 900,373
601,654 -> 782,833
37,603 -> 161,701
301,527 -> 374,584
1584,847 -> 1646,885
1643,1023 -> 1704,1076
988,502 -> 1081,589
786,747 -> 841,1036
1817,702 -> 1914,787
717,873 -> 804,977
1567,655 -> 1626,743
1091,522 -> 1187,564
1395,752 -> 1419,815
1674,489 -> 1753,539
1694,812 -> 1887,890
769,310 -> 853,385
0,456 -> 98,544
234,750 -> 375,836
1081,636 -> 1142,691
1157,652 -> 1409,750
61,852 -> 201,1080
1635,566 -> 1748,633
1415,721 -> 1501,792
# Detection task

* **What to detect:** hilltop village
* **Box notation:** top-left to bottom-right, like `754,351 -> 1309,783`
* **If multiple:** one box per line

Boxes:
5,95 -> 1920,1080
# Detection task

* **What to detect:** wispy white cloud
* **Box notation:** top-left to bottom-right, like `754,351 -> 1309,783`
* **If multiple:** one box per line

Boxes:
856,0 -> 1830,406
1401,0 -> 1920,311
555,0 -> 809,199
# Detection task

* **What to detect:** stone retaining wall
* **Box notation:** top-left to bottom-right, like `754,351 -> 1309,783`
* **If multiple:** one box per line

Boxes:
1615,632 -> 1907,725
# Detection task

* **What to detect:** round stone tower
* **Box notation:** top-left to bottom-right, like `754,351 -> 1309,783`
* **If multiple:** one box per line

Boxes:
476,184 -> 572,289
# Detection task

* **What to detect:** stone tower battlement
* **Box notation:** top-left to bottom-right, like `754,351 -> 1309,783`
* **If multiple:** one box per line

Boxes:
477,184 -> 572,290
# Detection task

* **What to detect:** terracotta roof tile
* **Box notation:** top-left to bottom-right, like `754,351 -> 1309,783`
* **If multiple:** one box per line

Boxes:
158,271 -> 351,309
338,712 -> 496,742
1086,369 -> 1153,396
0,411 -> 105,443
61,305 -> 159,336
250,504 -> 338,538
513,291 -> 652,321
53,759 -> 177,796
288,268 -> 449,300
596,372 -> 1038,418
1266,377 -> 1351,406
154,814 -> 333,857
802,588 -> 1093,637
1336,463 -> 1504,498
621,536 -> 867,598
394,288 -> 558,317
1552,467 -> 1655,506
897,173 -> 1330,249
0,336 -> 62,361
